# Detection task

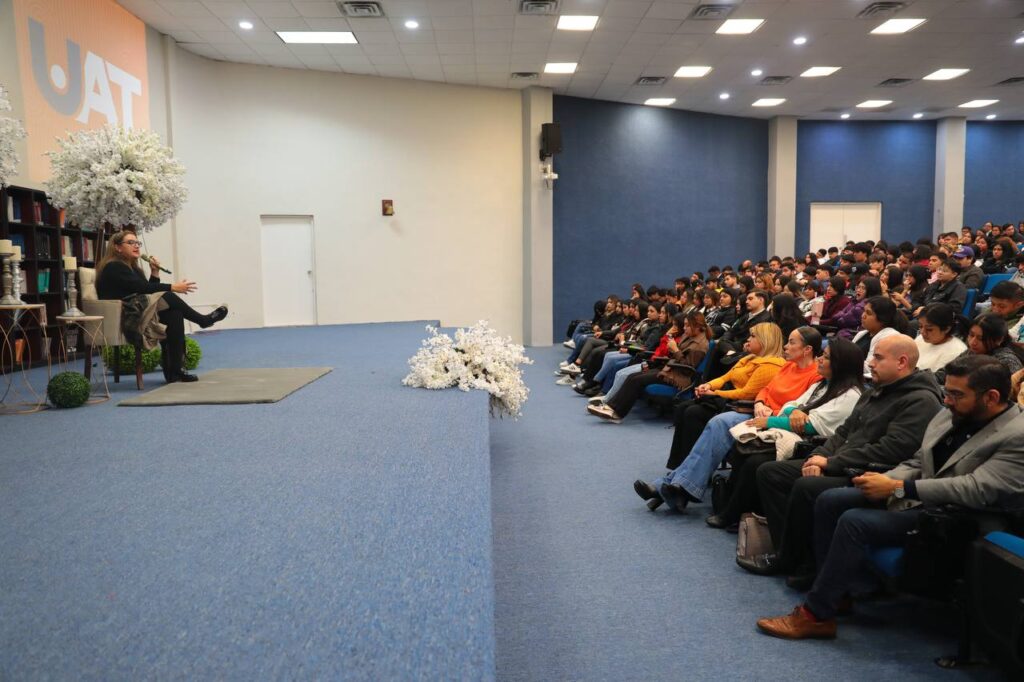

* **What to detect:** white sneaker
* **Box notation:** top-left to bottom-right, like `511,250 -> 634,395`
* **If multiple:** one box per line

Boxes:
564,364 -> 581,375
559,361 -> 571,368
587,403 -> 622,423
555,375 -> 576,386
587,395 -> 605,405
562,339 -> 576,349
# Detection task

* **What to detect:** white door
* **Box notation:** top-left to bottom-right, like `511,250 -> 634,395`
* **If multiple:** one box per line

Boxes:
809,202 -> 882,251
260,215 -> 317,327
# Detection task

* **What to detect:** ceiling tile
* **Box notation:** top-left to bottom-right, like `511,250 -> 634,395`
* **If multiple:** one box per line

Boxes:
429,0 -> 473,17
158,2 -> 213,18
262,17 -> 311,31
400,43 -> 440,56
438,42 -> 475,55
304,18 -> 353,30
246,2 -> 300,19
604,1 -> 653,19
347,18 -> 393,31
474,15 -> 515,30
200,2 -> 251,19
292,1 -> 344,18
436,29 -> 475,44
178,16 -> 232,30
396,29 -> 437,43
355,31 -> 398,44
361,43 -> 404,55
368,54 -> 409,65
430,16 -> 474,30
194,30 -> 244,43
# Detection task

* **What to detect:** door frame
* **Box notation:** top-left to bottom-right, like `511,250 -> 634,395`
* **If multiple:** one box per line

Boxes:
258,214 -> 319,327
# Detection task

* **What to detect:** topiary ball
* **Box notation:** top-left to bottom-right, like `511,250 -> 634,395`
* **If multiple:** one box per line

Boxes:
101,344 -> 161,374
183,337 -> 202,370
47,371 -> 91,408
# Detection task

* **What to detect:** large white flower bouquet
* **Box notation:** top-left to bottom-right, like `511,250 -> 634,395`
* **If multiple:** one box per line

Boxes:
45,125 -> 187,231
403,321 -> 533,418
0,85 -> 27,187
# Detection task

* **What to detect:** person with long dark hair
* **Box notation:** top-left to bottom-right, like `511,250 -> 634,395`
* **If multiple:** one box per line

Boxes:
982,237 -> 1016,274
914,303 -> 968,372
705,338 -> 866,530
828,277 -> 882,339
771,293 -> 806,338
96,230 -> 228,383
967,314 -> 1024,374
851,296 -> 910,378
890,264 -> 929,316
817,276 -> 851,327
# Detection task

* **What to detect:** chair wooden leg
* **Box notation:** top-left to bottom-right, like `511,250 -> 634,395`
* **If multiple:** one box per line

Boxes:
134,341 -> 144,390
114,346 -> 121,383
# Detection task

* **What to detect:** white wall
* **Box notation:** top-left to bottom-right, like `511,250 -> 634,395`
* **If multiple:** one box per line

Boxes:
166,46 -> 525,341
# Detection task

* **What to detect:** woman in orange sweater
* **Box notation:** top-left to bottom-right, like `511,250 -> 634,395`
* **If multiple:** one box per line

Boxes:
634,326 -> 823,511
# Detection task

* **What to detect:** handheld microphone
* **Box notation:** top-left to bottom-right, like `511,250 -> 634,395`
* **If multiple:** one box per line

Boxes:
140,254 -> 172,274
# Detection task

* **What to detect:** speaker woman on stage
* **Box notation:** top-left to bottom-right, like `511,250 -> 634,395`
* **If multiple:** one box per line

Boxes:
95,230 -> 228,383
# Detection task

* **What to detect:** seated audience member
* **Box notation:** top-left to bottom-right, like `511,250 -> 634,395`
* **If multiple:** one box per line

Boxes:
573,303 -> 666,394
706,339 -> 865,530
634,327 -> 823,511
663,323 -> 786,470
799,282 -> 823,322
568,300 -> 635,371
889,265 -> 930,316
828,278 -> 882,339
564,298 -> 612,350
565,299 -> 643,381
771,293 -> 805,338
588,312 -> 709,423
973,235 -> 990,262
817,276 -> 851,328
1010,253 -> 1024,289
981,237 -> 1016,274
757,355 -> 1024,640
988,280 -> 1024,328
966,314 -> 1024,375
954,246 -> 985,290
703,290 -> 772,379
744,335 -> 943,582
564,297 -> 624,363
850,296 -> 910,378
708,288 -> 738,338
918,261 -> 966,315
914,303 -> 968,373
631,283 -> 646,300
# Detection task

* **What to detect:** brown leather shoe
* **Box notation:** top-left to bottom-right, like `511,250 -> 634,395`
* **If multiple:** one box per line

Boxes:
757,606 -> 837,640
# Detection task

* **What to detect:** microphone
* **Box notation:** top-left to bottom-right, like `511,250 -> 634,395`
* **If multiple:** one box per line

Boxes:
140,254 -> 172,274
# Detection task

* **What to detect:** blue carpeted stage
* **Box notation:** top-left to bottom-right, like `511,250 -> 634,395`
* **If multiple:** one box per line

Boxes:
1,323 -> 1006,680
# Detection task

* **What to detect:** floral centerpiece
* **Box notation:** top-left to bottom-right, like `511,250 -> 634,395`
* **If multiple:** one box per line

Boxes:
403,321 -> 533,418
45,125 -> 187,231
0,84 -> 27,187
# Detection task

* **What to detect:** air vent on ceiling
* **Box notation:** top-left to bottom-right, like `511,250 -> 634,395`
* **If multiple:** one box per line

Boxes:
760,76 -> 792,86
995,77 -> 1024,86
511,72 -> 539,80
518,0 -> 560,15
635,76 -> 667,86
338,1 -> 385,18
688,3 -> 736,20
877,78 -> 914,87
857,2 -> 912,19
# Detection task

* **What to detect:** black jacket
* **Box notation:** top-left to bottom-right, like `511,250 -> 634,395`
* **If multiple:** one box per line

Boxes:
96,261 -> 171,300
815,370 -> 944,476
922,280 -> 967,313
721,308 -> 770,346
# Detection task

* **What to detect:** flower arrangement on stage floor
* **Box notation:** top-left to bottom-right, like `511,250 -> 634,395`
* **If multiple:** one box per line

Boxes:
0,85 -> 27,187
403,321 -> 533,418
45,125 -> 188,231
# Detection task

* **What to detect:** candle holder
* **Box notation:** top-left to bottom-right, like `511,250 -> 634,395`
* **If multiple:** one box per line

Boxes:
11,257 -> 24,302
63,269 -> 85,317
0,256 -> 16,305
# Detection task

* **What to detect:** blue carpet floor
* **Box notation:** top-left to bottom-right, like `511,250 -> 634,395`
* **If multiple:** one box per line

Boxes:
490,346 -> 1004,681
1,322 -> 494,680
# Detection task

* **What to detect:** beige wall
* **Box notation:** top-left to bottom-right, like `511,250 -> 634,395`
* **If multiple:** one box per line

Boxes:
166,46 -> 524,339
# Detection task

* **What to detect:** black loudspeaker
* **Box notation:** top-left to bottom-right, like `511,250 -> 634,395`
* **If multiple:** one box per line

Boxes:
540,122 -> 562,160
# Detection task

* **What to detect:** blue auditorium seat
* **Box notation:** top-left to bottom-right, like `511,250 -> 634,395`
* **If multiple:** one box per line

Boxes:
981,273 -> 1013,296
869,546 -> 905,578
962,288 -> 978,317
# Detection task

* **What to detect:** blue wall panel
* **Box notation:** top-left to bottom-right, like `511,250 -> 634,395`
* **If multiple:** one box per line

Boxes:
795,121 -> 936,254
964,122 -> 1024,228
552,96 -> 768,341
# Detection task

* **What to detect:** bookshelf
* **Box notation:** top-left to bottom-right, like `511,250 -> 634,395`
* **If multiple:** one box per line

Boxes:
1,184 -> 113,370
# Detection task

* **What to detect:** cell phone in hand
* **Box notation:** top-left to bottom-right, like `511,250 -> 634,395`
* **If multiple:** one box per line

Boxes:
844,467 -> 866,478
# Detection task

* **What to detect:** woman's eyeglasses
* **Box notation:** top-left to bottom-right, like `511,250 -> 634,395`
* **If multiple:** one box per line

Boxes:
122,240 -> 141,247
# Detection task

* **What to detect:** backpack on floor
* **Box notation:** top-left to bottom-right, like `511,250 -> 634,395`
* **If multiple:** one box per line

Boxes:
736,513 -> 773,562
710,471 -> 734,516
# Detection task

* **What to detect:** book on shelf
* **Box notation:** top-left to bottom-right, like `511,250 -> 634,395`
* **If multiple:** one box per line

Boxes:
36,238 -> 52,259
57,209 -> 66,227
8,196 -> 21,222
61,235 -> 73,256
10,233 -> 25,251
84,238 -> 94,262
32,201 -> 42,224
18,269 -> 26,291
37,268 -> 50,293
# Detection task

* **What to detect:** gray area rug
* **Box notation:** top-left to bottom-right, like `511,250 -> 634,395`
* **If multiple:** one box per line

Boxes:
119,367 -> 332,406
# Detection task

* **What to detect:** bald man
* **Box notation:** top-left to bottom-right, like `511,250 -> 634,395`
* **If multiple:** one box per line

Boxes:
739,335 -> 944,584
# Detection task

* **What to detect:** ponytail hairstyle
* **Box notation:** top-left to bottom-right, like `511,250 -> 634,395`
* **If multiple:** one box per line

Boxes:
971,314 -> 1024,365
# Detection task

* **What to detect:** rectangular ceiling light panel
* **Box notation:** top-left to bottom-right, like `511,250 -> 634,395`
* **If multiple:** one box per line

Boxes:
277,32 -> 358,44
557,16 -> 599,31
716,19 -> 764,34
857,99 -> 893,108
544,62 -> 578,74
645,98 -> 676,106
871,18 -> 926,34
800,67 -> 841,78
959,99 -> 998,108
923,68 -> 969,81
674,66 -> 712,77
753,98 -> 785,106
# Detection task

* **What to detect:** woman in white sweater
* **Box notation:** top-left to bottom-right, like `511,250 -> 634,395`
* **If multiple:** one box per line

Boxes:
851,296 -> 911,379
914,302 -> 968,373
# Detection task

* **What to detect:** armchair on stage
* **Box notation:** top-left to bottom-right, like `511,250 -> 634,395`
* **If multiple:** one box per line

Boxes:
77,267 -> 145,390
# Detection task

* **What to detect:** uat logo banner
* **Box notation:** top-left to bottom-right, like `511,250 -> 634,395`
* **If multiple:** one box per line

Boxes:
14,0 -> 150,182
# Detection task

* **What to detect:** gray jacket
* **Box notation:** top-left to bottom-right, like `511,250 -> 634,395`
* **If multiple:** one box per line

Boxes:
887,405 -> 1024,512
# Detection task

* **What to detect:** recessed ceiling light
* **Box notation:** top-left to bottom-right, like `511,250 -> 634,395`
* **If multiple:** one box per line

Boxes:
674,66 -> 712,78
857,100 -> 892,108
719,92 -> 730,100
800,66 -> 840,78
923,68 -> 969,81
404,19 -> 419,29
960,99 -> 998,108
792,36 -> 807,45
557,15 -> 599,31
913,113 -> 924,119
751,69 -> 763,77
645,98 -> 676,107
717,19 -> 765,35
544,62 -> 578,74
239,20 -> 254,30
753,98 -> 785,107
871,18 -> 926,35
276,31 -> 357,44
986,114 -> 998,120
840,113 -> 850,119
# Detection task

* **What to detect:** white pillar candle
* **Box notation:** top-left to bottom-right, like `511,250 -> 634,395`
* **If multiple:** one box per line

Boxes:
63,255 -> 77,270
0,239 -> 11,255
11,245 -> 21,261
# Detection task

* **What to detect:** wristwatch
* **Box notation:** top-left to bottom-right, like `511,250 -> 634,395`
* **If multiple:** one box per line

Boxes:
892,484 -> 905,499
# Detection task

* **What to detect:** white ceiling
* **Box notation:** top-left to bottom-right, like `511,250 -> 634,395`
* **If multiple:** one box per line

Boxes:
115,0 -> 1024,119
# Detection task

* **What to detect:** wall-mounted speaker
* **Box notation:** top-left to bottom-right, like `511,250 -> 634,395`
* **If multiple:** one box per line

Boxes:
540,122 -> 562,160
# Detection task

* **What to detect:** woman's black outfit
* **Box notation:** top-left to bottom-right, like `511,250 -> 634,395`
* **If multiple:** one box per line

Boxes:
97,261 -> 211,381
716,451 -> 774,522
665,395 -> 728,470
981,257 -> 1011,275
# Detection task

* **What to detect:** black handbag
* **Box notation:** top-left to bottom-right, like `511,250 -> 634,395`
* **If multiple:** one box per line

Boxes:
900,505 -> 981,598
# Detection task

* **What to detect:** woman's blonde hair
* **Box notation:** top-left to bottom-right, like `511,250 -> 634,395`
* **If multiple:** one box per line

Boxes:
748,322 -> 785,358
96,230 -> 143,278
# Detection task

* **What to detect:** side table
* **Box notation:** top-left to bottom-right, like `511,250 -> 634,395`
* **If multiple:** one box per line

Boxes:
56,314 -> 110,404
0,303 -> 50,415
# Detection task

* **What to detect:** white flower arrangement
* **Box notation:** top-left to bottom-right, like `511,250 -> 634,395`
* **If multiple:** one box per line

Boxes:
45,125 -> 187,231
0,85 -> 27,187
403,321 -> 534,418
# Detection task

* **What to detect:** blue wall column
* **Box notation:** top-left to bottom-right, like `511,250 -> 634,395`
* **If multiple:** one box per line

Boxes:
934,117 -> 966,237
